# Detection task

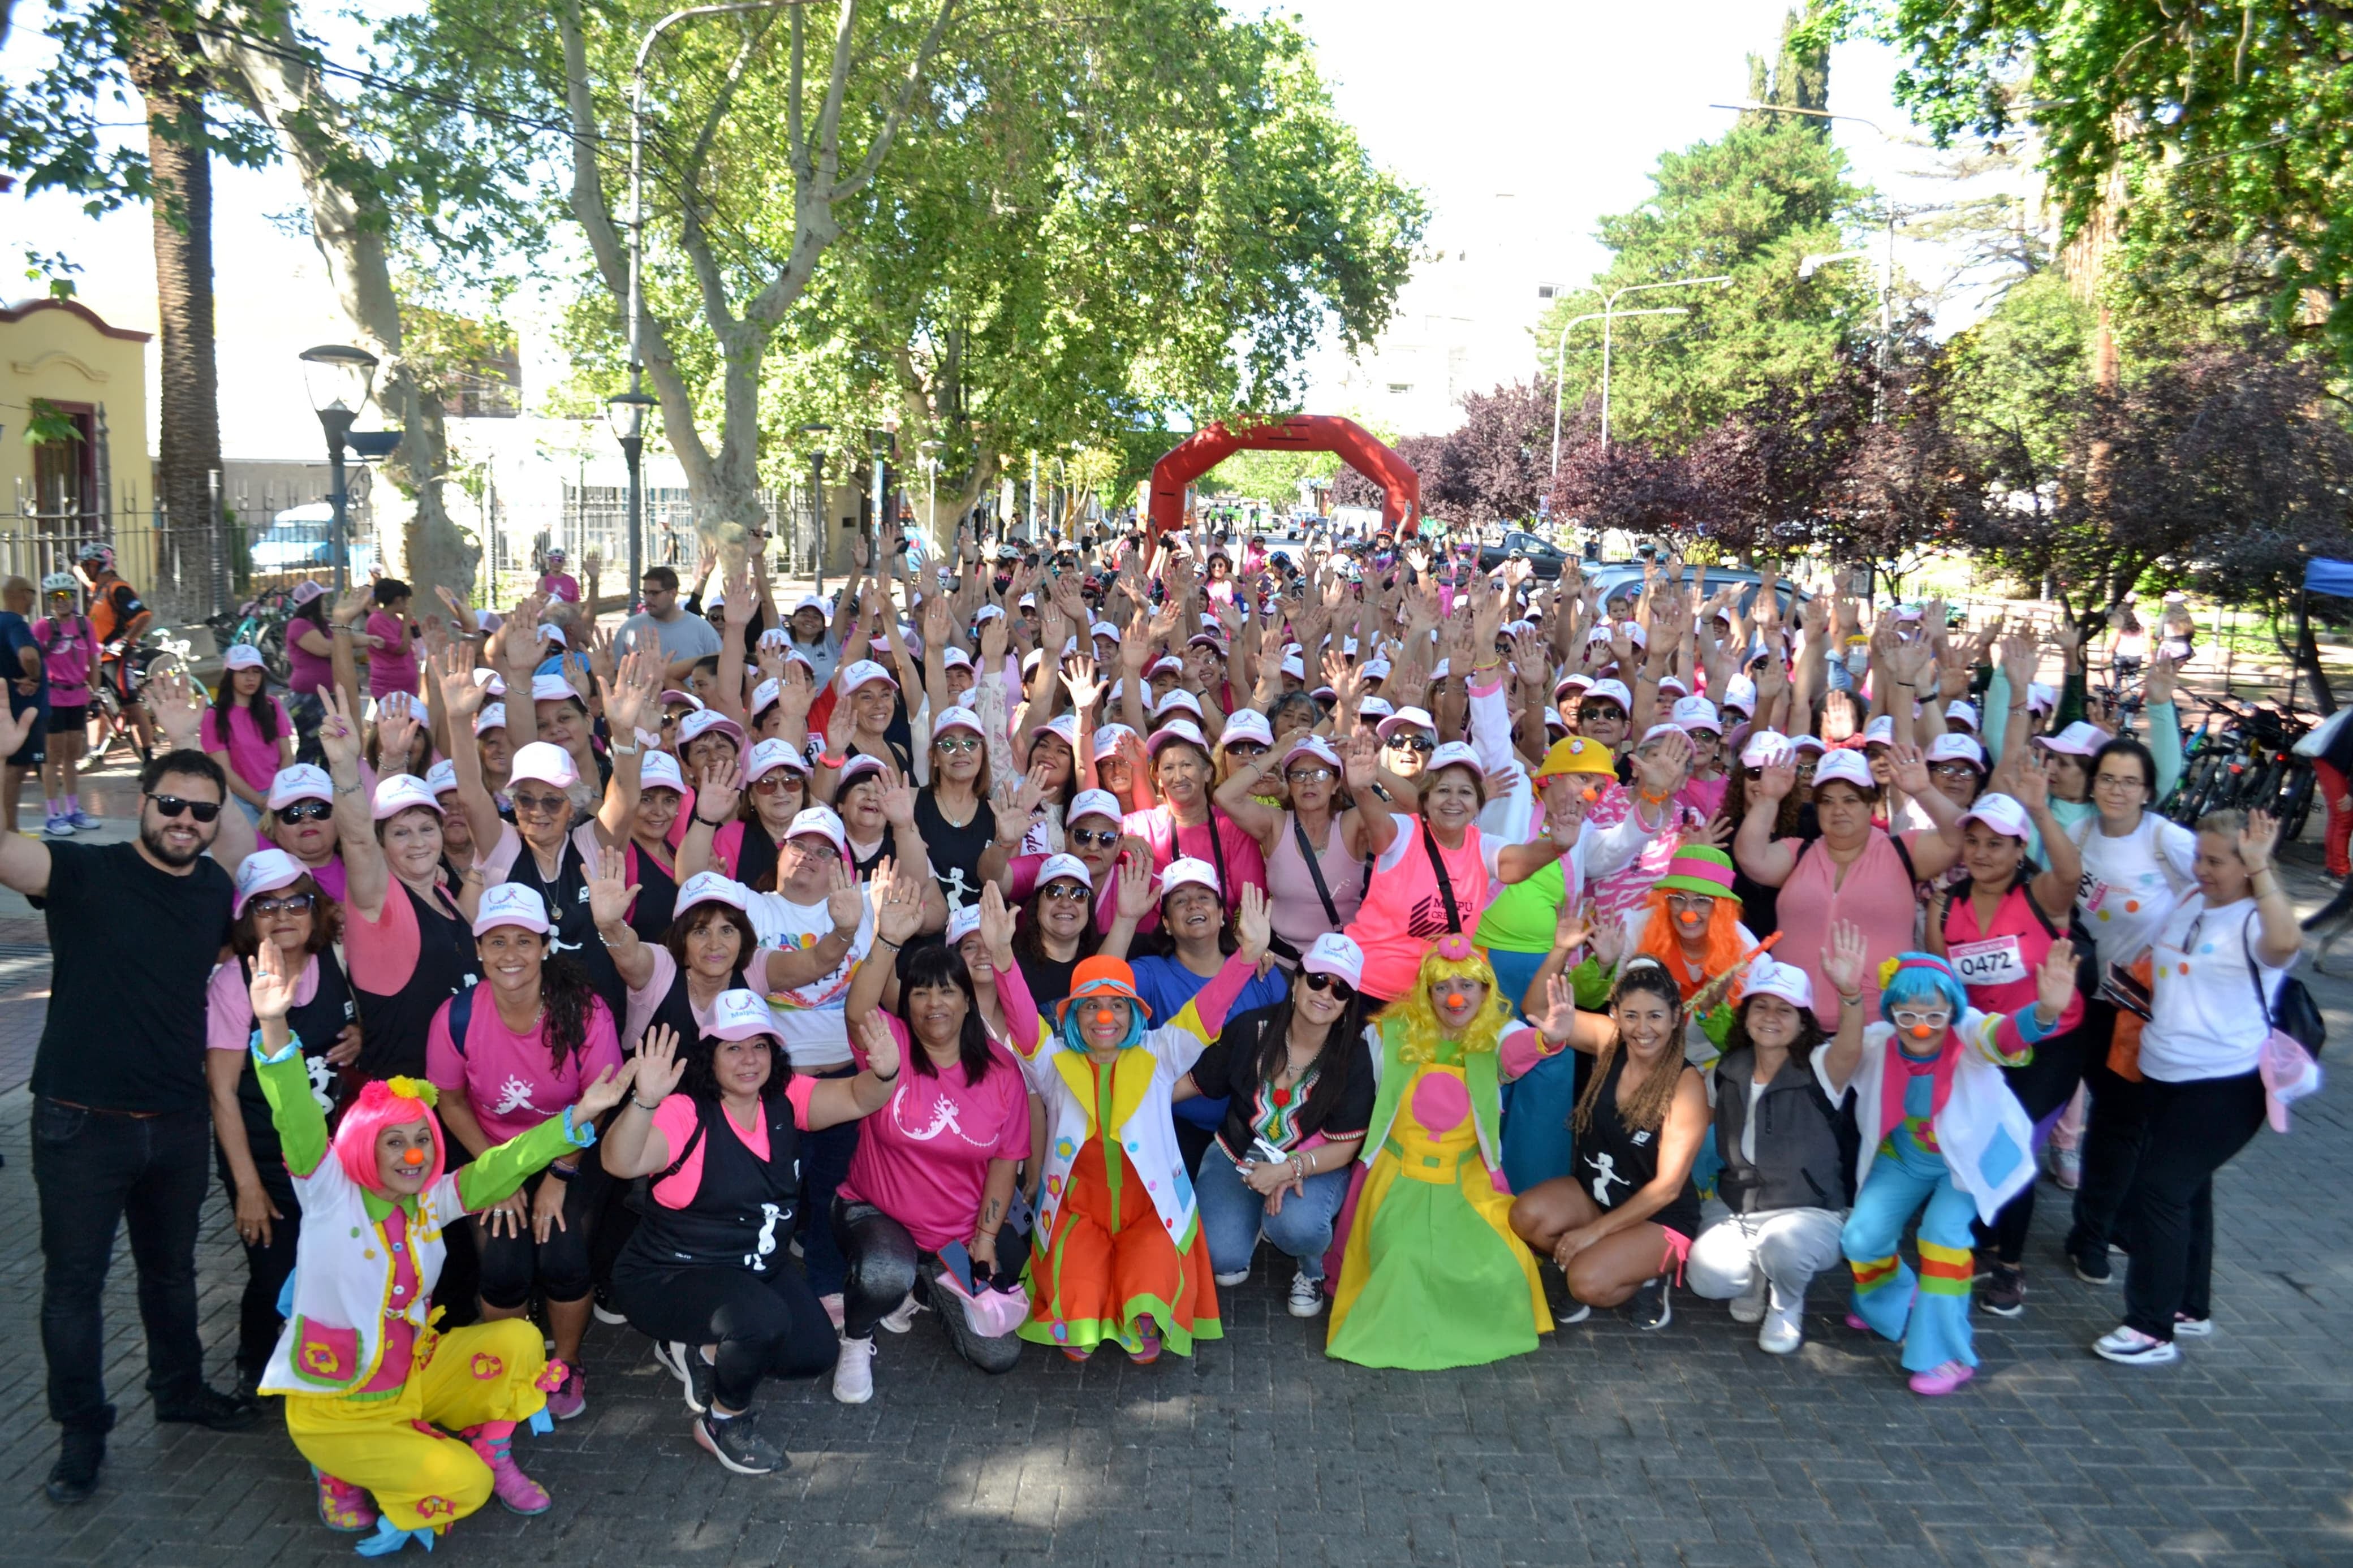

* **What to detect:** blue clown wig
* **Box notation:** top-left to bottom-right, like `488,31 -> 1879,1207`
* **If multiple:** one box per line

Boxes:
1877,951 -> 1968,1022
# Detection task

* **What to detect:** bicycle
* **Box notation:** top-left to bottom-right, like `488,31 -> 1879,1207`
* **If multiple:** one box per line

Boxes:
88,627 -> 191,767
207,585 -> 295,684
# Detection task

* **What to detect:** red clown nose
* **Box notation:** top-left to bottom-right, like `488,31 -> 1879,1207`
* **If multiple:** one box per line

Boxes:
1909,1023 -> 1935,1040
402,1146 -> 428,1167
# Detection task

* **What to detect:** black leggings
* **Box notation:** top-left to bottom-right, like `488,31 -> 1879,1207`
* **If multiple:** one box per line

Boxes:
214,1133 -> 301,1378
609,1252 -> 838,1413
2123,1070 -> 2265,1341
834,1198 -> 1029,1375
475,1167 -> 598,1311
1983,1027 -> 2092,1265
2068,1002 -> 2151,1258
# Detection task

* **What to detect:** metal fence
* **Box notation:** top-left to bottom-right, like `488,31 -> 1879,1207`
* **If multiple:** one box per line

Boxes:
542,482 -> 795,598
0,502 -> 231,628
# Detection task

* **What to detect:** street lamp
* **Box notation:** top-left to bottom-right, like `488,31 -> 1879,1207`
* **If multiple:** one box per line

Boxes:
799,422 -> 831,595
1799,241 -> 1895,417
1546,297 -> 1710,473
606,387 -> 658,602
917,439 -> 943,542
299,344 -> 378,593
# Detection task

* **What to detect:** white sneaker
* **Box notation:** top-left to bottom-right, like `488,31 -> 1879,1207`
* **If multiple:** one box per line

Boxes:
1556,1302 -> 1592,1325
1758,1292 -> 1804,1355
879,1293 -> 924,1334
40,815 -> 74,838
1287,1270 -> 1325,1318
2173,1314 -> 2214,1338
2093,1324 -> 2179,1366
1213,1268 -> 1250,1288
1729,1275 -> 1769,1325
831,1334 -> 876,1403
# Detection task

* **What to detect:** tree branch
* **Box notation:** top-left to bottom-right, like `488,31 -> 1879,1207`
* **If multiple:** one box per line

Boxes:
833,0 -> 959,203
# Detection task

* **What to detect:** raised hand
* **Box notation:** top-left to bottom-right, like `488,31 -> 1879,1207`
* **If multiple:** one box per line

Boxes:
721,572 -> 755,630
872,856 -> 923,946
1235,883 -> 1271,966
855,1009 -> 903,1082
978,880 -> 1017,969
317,687 -> 364,773
880,781 -> 919,830
1886,740 -> 1931,798
1821,690 -> 1858,745
1533,972 -> 1581,1044
825,858 -> 866,934
2009,762 -> 2050,814
777,660 -> 815,720
2034,938 -> 2078,1024
979,612 -> 1008,667
1631,727 -> 1695,800
1592,913 -> 1627,970
587,846 -> 639,930
436,642 -> 488,719
635,1025 -> 688,1102
598,646 -> 660,739
248,936 -> 300,1023
374,697 -> 421,775
2238,809 -> 2281,874
1062,653 -> 1105,712
146,666 -> 206,750
1114,850 -> 1155,922
693,755 -> 741,823
2145,650 -> 2180,707
1820,919 -> 1868,1001
1752,757 -> 1796,803
1343,729 -> 1380,793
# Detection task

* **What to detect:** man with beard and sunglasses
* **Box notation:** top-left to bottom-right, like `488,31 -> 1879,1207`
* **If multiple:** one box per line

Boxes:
0,684 -> 267,1505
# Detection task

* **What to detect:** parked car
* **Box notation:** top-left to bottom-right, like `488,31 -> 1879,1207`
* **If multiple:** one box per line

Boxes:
249,503 -> 380,577
1475,527 -> 1573,580
1585,561 -> 1811,623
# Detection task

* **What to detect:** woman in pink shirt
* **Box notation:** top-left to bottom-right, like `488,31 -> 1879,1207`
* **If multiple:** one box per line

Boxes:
363,578 -> 420,700
33,577 -> 97,829
202,644 -> 295,817
425,884 -> 622,1422
537,547 -> 582,604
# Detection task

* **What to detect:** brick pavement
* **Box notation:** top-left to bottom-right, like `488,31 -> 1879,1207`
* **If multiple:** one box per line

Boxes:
0,854 -> 2350,1563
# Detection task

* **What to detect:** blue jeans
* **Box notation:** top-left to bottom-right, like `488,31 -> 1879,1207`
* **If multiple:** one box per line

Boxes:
1195,1143 -> 1351,1281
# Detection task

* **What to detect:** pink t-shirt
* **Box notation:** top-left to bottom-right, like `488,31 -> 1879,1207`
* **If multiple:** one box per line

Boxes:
647,1079 -> 818,1209
286,623 -> 335,698
33,615 -> 95,706
205,953 -> 320,1052
202,698 -> 294,794
426,991 -> 623,1145
540,572 -> 583,604
1123,805 -> 1268,917
365,610 -> 419,698
838,1013 -> 1032,1252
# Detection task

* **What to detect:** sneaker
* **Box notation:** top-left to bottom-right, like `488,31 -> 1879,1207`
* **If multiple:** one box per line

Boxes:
154,1384 -> 261,1432
2093,1324 -> 2179,1366
464,1427 -> 551,1515
2173,1313 -> 2214,1338
591,1289 -> 628,1327
695,1411 -> 785,1475
544,1366 -> 585,1420
1729,1275 -> 1769,1325
1556,1302 -> 1592,1325
831,1335 -> 876,1405
1213,1268 -> 1251,1288
1130,1314 -> 1163,1364
1630,1277 -> 1672,1331
1979,1263 -> 2027,1319
44,1429 -> 104,1506
313,1466 -> 377,1532
1908,1359 -> 1976,1396
67,810 -> 97,830
2048,1145 -> 2082,1191
653,1340 -> 714,1415
878,1293 -> 924,1334
41,814 -> 74,838
2070,1244 -> 2114,1285
1287,1269 -> 1325,1318
1758,1292 -> 1804,1355
820,1292 -> 846,1331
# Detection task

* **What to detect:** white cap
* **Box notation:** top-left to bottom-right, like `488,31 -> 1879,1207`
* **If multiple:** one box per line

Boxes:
472,667 -> 507,697
678,709 -> 747,752
472,702 -> 507,737
366,693 -> 417,724
2026,681 -> 2057,712
425,759 -> 459,796
942,646 -> 975,672
1146,654 -> 1184,679
838,659 -> 897,694
1145,718 -> 1209,757
508,741 -> 579,791
1357,696 -> 1394,721
288,580 -> 326,607
1544,706 -> 1567,732
1790,734 -> 1828,754
661,688 -> 704,710
472,882 -> 552,936
946,904 -> 984,945
1033,714 -> 1081,753
1429,659 -> 1451,681
785,804 -> 850,857
1945,698 -> 1980,732
674,871 -> 752,920
1037,852 -> 1093,891
749,678 -> 783,716
639,749 -> 687,793
528,674 -> 577,707
1656,675 -> 1688,698
1426,740 -> 1484,779
1671,696 -> 1721,734
1301,932 -> 1364,991
932,705 -> 984,739
537,623 -> 568,648
1639,722 -> 1685,748
1280,653 -> 1307,680
1089,620 -> 1121,643
372,774 -> 443,822
234,849 -> 308,915
1219,710 -> 1274,749
2041,720 -> 2107,758
1583,679 -> 1634,710
1068,788 -> 1123,827
973,604 -> 1006,625
266,764 -> 334,811
707,988 -> 779,1042
1281,734 -> 1343,773
1158,856 -> 1221,900
744,737 -> 808,783
1740,731 -> 1792,769
1860,715 -> 1897,747
836,754 -> 891,794
1376,705 -> 1435,741
1743,955 -> 1815,1016
1153,689 -> 1204,723
1925,732 -> 1987,769
1960,792 -> 2032,840
1723,674 -> 1758,712
223,643 -> 266,673
1809,750 -> 1877,793
792,594 -> 828,616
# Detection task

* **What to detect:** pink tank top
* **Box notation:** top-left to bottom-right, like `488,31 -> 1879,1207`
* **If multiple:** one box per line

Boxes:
34,616 -> 93,703
1266,813 -> 1364,957
1346,824 -> 1492,1001
1774,829 -> 1921,1019
1941,879 -> 2053,1015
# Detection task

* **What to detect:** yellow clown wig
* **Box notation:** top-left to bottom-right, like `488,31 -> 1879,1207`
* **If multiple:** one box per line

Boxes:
1390,932 -> 1512,1065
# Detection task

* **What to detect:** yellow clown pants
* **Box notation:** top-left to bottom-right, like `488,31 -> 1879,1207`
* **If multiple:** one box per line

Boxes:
284,1320 -> 550,1534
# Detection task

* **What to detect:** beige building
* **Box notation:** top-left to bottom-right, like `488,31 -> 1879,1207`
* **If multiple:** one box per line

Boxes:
0,297 -> 151,584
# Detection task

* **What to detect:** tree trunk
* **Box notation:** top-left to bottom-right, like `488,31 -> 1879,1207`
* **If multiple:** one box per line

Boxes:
126,39 -> 222,616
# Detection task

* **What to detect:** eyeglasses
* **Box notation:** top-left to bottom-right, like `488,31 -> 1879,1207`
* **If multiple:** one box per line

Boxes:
1386,735 -> 1435,753
145,792 -> 222,823
1068,827 -> 1119,849
1930,762 -> 1981,780
276,800 -> 334,824
1300,971 -> 1357,1001
510,791 -> 570,817
250,893 -> 315,917
1890,1009 -> 1950,1031
751,775 -> 802,796
1040,882 -> 1091,903
1286,767 -> 1336,785
934,735 -> 982,754
2093,773 -> 2145,792
1578,704 -> 1626,723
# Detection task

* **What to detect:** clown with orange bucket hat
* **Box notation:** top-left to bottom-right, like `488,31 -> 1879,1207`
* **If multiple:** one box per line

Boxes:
242,938 -> 634,1554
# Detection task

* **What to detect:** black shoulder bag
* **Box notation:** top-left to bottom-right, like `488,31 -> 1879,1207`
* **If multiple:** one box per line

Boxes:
1421,822 -> 1463,933
2242,914 -> 2326,1059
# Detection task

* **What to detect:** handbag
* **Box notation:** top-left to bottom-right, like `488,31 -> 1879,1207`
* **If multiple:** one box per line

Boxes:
2243,916 -> 2326,1059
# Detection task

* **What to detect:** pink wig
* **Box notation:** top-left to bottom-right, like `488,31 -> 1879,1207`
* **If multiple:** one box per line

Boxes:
333,1077 -> 447,1194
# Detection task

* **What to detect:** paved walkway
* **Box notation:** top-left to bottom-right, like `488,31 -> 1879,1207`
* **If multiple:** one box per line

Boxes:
1,839 -> 2350,1563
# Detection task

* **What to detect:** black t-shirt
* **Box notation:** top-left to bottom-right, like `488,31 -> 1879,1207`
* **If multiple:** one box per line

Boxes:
1016,950 -> 1079,1021
31,839 -> 234,1113
914,787 -> 997,909
1190,1004 -> 1377,1162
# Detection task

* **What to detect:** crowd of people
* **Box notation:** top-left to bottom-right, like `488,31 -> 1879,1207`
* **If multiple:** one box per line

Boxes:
13,519 -> 2325,1549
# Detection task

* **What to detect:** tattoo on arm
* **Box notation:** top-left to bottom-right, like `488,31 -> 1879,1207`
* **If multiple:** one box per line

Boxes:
981,1199 -> 1002,1226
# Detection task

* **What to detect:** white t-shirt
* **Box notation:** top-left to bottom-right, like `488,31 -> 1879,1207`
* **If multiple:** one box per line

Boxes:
2070,811 -> 2198,970
2138,896 -> 2293,1082
741,884 -> 875,1069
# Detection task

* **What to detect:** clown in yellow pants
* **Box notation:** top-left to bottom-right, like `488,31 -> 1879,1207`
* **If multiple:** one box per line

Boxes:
286,1319 -> 553,1535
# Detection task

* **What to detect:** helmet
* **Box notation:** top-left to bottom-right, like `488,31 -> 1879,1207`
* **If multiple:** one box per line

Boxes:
544,546 -> 567,563
40,572 -> 76,596
74,541 -> 114,573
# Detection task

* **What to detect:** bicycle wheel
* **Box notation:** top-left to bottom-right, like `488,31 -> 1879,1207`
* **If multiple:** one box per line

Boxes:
2277,761 -> 2318,843
2171,753 -> 2222,823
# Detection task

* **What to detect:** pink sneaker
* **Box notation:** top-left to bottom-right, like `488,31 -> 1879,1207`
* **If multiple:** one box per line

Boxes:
464,1426 -> 551,1515
1846,1311 -> 1868,1332
1130,1314 -> 1162,1366
1907,1360 -> 1975,1397
544,1366 -> 585,1420
313,1466 -> 377,1532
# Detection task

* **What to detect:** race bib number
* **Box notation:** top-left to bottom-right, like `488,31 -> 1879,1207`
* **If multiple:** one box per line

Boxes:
1948,934 -> 2028,989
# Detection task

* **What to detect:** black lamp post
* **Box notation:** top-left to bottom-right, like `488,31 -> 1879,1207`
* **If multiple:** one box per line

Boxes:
607,388 -> 659,606
299,344 -> 380,593
799,423 -> 832,595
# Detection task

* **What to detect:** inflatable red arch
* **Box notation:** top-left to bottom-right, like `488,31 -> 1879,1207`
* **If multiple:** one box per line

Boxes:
1146,414 -> 1421,544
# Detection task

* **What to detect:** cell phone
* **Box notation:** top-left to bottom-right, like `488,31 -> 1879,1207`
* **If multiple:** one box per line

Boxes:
1003,1185 -> 1036,1237
2101,962 -> 2153,1020
938,1239 -> 980,1296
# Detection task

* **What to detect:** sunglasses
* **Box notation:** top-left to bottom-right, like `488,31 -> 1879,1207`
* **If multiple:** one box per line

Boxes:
1386,735 -> 1436,754
1068,827 -> 1119,849
751,775 -> 803,795
275,799 -> 334,824
1225,741 -> 1268,758
249,892 -> 316,917
1300,970 -> 1357,1001
1041,882 -> 1091,903
145,792 -> 221,823
934,734 -> 982,754
1930,762 -> 1981,780
510,791 -> 570,817
1286,767 -> 1336,785
1578,704 -> 1627,722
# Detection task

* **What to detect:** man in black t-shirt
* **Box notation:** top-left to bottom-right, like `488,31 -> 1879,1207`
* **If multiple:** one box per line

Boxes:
0,697 -> 265,1506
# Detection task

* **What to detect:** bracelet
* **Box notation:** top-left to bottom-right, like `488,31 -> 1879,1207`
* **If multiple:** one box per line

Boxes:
630,1095 -> 663,1113
875,935 -> 903,951
692,811 -> 727,828
1838,992 -> 1864,1007
546,1161 -> 576,1182
611,740 -> 640,757
871,1065 -> 899,1082
820,751 -> 847,768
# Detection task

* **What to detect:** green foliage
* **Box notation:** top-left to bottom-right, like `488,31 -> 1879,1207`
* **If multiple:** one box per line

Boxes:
22,398 -> 86,447
1937,270 -> 2093,479
1197,446 -> 1340,507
